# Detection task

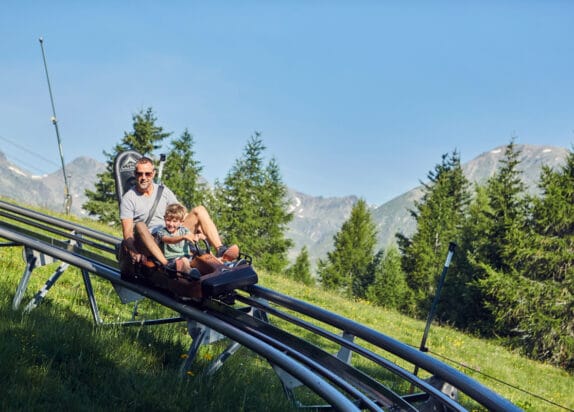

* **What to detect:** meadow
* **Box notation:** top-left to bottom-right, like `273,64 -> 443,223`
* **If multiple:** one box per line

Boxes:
0,207 -> 572,411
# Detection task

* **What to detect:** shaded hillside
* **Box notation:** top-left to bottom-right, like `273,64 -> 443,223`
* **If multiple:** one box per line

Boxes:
286,190 -> 358,264
371,186 -> 422,250
371,144 -> 569,250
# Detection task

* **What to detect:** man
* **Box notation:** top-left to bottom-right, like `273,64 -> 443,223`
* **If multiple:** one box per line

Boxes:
120,156 -> 239,266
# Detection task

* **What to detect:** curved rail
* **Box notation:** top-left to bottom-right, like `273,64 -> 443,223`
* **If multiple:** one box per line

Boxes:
241,287 -> 517,412
0,200 -> 520,411
0,224 -> 360,411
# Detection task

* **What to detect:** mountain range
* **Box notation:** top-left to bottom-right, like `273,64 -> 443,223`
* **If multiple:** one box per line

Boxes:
284,144 -> 568,265
0,145 -> 569,267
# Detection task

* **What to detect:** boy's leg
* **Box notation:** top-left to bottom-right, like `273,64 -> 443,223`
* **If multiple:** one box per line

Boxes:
176,257 -> 200,280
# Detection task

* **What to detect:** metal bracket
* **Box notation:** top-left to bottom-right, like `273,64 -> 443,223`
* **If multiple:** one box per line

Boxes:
180,305 -> 261,377
11,235 -> 105,324
245,297 -> 357,409
13,245 -> 59,310
271,329 -> 356,409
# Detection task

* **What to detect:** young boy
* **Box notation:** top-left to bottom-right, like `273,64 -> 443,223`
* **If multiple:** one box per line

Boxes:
157,203 -> 201,280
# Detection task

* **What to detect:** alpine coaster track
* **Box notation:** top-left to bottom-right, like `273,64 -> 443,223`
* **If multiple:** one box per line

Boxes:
0,199 -> 520,411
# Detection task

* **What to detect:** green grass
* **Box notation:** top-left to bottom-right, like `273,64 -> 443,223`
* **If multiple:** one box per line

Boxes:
260,275 -> 573,411
0,203 -> 572,411
0,258 -> 294,411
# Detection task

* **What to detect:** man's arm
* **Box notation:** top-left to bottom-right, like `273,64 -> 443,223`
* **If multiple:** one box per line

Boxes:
121,218 -> 136,250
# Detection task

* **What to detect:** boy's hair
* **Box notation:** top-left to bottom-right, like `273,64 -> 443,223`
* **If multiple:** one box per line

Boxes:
164,203 -> 187,221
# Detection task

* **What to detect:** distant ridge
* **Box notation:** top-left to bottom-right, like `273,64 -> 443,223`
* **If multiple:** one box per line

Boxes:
0,144 -> 569,267
0,153 -> 106,216
288,144 -> 569,265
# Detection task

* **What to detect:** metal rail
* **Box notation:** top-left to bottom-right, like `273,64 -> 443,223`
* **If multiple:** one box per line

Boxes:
240,287 -> 519,412
0,200 -> 119,245
0,200 -> 521,411
0,225 -> 360,411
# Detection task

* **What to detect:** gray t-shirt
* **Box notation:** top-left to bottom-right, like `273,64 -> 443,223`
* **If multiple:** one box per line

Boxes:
120,183 -> 178,233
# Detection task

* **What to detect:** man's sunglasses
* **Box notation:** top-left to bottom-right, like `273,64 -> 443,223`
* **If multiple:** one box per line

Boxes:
135,171 -> 154,177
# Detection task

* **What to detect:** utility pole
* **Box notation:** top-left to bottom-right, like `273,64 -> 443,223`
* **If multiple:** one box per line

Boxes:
413,242 -> 456,378
39,36 -> 72,215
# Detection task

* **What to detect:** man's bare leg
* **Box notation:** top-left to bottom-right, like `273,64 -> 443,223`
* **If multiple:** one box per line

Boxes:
184,206 -> 239,261
183,205 -> 223,249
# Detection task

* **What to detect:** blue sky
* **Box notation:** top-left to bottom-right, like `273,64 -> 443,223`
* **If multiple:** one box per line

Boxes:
1,1 -> 573,206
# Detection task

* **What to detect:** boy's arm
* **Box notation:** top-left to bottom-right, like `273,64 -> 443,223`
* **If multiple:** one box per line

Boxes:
161,235 -> 186,244
160,229 -> 188,244
159,228 -> 194,244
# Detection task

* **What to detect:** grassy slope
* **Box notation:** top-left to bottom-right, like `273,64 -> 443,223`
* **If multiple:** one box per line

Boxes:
0,203 -> 572,411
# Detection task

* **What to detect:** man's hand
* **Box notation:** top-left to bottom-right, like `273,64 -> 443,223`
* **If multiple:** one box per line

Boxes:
123,237 -> 142,263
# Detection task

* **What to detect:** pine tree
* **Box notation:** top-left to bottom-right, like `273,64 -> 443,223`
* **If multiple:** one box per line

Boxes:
285,246 -> 314,285
480,148 -> 574,369
366,247 -> 409,310
476,140 -> 529,273
397,151 -> 470,316
318,199 -> 377,297
529,150 -> 574,273
441,185 -> 492,329
257,158 -> 294,271
470,140 -> 531,335
161,129 -> 211,210
83,108 -> 171,225
215,132 -> 293,273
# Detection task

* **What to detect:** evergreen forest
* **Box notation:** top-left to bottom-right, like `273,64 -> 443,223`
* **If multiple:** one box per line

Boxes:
84,108 -> 573,373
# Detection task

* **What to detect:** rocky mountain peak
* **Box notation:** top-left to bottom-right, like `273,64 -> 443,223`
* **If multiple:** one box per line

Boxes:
0,144 -> 569,266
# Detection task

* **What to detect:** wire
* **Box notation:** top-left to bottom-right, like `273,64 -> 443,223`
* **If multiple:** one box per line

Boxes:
2,154 -> 47,176
425,348 -> 573,411
0,134 -> 60,173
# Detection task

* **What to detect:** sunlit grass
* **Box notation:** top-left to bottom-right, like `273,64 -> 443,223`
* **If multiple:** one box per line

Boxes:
0,201 -> 572,411
0,236 -> 294,411
259,271 -> 573,411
